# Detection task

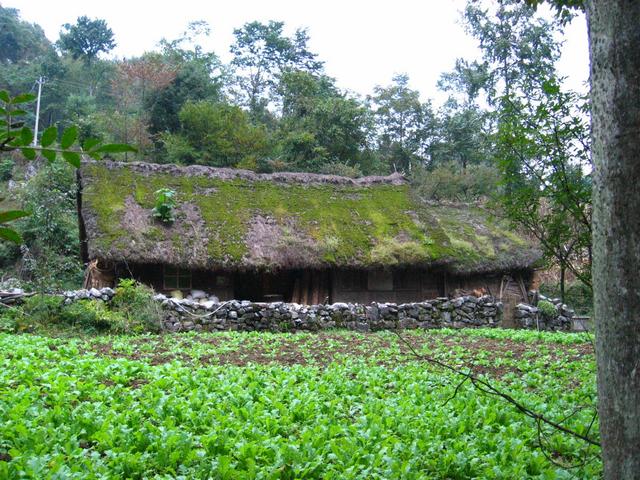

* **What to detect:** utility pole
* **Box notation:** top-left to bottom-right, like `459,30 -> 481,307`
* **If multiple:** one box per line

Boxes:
32,76 -> 45,146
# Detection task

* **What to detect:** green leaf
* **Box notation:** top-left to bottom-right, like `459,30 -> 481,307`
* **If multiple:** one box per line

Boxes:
11,109 -> 27,116
41,149 -> 56,162
82,138 -> 101,151
0,107 -> 6,115
41,126 -> 57,147
11,93 -> 36,104
60,126 -> 78,149
20,127 -> 34,146
62,151 -> 81,168
19,147 -> 37,160
0,210 -> 30,224
0,227 -> 22,243
87,151 -> 102,161
94,144 -> 137,154
0,90 -> 10,103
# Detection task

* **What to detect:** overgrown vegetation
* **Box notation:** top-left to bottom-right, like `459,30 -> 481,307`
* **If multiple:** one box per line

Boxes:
0,279 -> 162,334
82,163 -> 534,271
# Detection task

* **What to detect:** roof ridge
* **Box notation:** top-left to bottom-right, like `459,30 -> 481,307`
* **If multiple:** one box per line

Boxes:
88,160 -> 408,186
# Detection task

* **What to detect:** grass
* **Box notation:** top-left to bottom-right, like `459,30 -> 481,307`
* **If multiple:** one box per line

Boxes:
0,328 -> 600,479
81,163 -> 536,270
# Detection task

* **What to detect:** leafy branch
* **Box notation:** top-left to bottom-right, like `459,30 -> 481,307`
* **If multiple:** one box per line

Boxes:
0,89 -> 136,243
392,329 -> 600,466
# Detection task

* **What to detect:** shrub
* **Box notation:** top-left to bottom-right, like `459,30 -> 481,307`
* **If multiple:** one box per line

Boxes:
111,279 -> 163,332
21,294 -> 64,324
538,300 -> 558,319
152,188 -> 176,223
0,158 -> 14,181
59,300 -> 127,332
319,162 -> 363,178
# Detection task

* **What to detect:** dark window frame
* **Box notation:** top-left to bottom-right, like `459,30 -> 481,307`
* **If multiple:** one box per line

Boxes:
163,265 -> 192,290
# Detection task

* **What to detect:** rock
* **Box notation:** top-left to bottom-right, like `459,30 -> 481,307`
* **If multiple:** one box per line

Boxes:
89,288 -> 102,298
191,289 -> 207,300
169,290 -> 183,300
208,295 -> 219,303
100,287 -> 115,297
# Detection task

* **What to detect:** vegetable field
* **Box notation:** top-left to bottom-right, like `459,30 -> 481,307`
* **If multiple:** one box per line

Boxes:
0,329 -> 600,479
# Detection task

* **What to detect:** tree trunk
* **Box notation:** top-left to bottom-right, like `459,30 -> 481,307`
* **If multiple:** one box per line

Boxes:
587,1 -> 640,478
559,263 -> 565,303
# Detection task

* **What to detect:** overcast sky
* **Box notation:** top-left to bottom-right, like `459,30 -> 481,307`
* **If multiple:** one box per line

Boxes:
11,0 -> 589,104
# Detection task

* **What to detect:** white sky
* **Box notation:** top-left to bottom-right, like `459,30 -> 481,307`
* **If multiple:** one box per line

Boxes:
10,0 -> 589,104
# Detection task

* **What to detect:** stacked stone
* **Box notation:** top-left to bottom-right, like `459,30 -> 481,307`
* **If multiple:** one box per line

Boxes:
515,296 -> 574,331
158,294 -> 503,333
62,287 -> 115,304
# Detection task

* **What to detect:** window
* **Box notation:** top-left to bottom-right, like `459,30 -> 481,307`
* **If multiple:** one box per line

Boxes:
367,270 -> 393,291
163,265 -> 192,290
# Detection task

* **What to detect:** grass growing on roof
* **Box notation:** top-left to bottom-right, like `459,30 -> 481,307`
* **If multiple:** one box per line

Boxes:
81,163 -> 535,269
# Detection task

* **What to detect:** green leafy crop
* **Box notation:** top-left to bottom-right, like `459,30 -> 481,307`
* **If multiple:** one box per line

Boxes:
0,328 -> 600,478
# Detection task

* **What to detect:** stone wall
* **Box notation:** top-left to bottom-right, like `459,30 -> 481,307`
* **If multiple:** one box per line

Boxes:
157,294 -> 503,332
515,297 -> 574,331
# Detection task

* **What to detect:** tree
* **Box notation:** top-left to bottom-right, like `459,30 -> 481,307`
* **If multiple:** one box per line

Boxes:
585,0 -> 640,477
276,71 -> 369,172
368,74 -> 434,172
145,23 -> 224,136
495,83 -> 592,299
57,16 -> 115,64
230,20 -> 323,119
162,101 -> 268,169
0,6 -> 51,64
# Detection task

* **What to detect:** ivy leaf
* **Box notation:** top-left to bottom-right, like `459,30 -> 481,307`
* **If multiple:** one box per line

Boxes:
0,227 -> 22,243
94,144 -> 137,154
41,149 -> 56,162
60,126 -> 78,149
0,90 -> 10,103
0,210 -> 30,224
41,126 -> 58,147
11,93 -> 37,104
62,151 -> 81,168
19,147 -> 37,160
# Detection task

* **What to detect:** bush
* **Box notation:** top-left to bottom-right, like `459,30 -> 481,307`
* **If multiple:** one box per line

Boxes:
538,300 -> 558,319
111,279 -> 163,332
319,162 -> 363,178
411,162 -> 501,202
21,294 -> 64,324
59,300 -> 127,332
0,158 -> 14,181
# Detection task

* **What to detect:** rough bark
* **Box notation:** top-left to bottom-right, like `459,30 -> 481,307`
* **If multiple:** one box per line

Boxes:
587,1 -> 640,478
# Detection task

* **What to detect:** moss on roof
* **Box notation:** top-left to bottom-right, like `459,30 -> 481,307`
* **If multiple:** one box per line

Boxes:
79,161 -> 540,273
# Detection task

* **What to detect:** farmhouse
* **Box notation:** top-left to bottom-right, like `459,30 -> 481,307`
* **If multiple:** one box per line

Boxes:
78,161 -> 541,308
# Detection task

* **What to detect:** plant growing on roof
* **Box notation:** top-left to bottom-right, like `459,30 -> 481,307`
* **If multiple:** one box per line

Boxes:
152,188 -> 177,223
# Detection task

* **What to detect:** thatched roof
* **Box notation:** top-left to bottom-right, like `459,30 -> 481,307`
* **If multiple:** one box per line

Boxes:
79,161 -> 541,274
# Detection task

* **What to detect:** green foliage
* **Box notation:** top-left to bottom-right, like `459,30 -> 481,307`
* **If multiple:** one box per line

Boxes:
57,16 -> 115,63
537,299 -> 558,318
411,162 -> 500,202
0,6 -> 52,64
59,300 -> 126,332
540,281 -> 593,315
318,162 -> 363,178
111,279 -> 163,332
230,20 -> 323,118
0,88 -> 135,245
368,74 -> 434,172
21,294 -> 64,324
0,328 -> 600,477
151,188 -> 177,223
165,101 -> 269,168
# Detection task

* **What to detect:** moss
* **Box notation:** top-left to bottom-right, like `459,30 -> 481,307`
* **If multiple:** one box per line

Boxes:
81,163 -> 536,270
